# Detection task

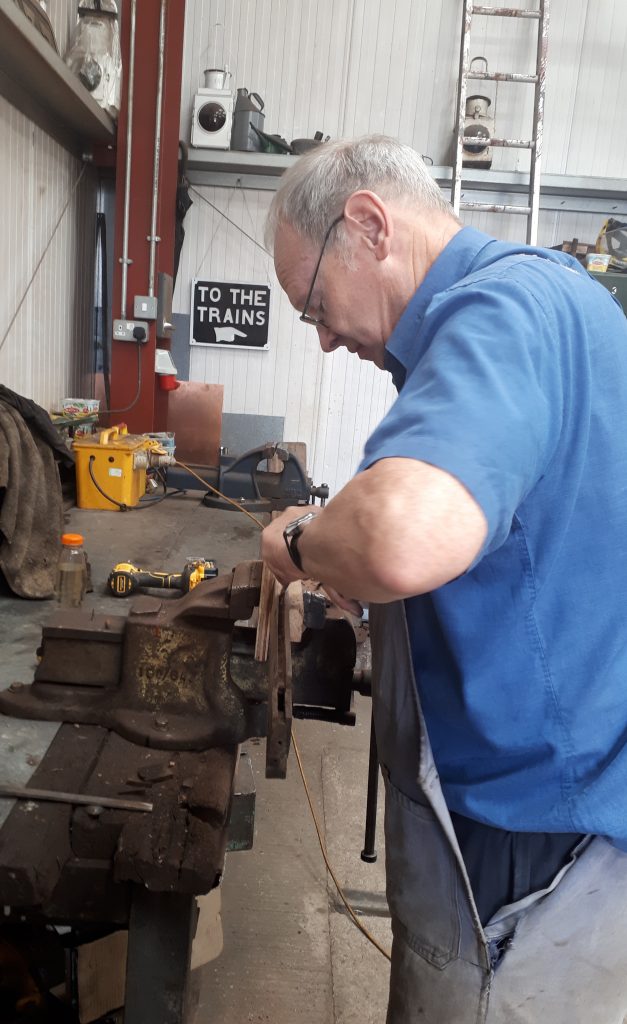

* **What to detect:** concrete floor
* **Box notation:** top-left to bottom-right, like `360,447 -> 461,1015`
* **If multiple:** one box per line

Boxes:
195,704 -> 391,1024
0,491 -> 391,1023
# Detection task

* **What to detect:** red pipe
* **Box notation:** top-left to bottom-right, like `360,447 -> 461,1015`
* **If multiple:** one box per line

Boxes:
109,0 -> 186,432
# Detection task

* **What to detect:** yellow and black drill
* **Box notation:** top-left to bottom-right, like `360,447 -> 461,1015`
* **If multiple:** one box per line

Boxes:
107,558 -> 218,597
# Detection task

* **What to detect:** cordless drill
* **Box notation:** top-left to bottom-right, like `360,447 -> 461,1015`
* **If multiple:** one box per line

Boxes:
107,559 -> 218,597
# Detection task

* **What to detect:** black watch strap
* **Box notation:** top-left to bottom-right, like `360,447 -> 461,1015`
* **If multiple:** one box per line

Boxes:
283,511 -> 318,571
285,530 -> 304,571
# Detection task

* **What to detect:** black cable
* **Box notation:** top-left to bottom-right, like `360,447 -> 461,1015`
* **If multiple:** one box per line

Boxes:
94,211 -> 110,407
88,455 -> 173,512
0,163 -> 88,357
88,455 -> 128,509
189,185 -> 273,258
105,341 -> 142,415
138,470 -> 169,506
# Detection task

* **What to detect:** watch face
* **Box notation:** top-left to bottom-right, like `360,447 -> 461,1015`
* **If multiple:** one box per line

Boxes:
198,101 -> 227,133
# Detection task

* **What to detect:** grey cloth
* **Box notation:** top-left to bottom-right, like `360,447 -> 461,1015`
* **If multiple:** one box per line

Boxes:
369,601 -> 627,1024
0,403 -> 64,598
0,385 -> 73,467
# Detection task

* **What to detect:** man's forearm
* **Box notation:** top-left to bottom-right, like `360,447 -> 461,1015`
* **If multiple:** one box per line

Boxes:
296,458 -> 488,603
296,482 -> 406,602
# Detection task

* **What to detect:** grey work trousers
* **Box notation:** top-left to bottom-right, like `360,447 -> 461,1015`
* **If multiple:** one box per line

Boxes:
369,602 -> 627,1024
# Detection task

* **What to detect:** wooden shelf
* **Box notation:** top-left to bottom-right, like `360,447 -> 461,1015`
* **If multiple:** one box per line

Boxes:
187,150 -> 627,216
0,0 -> 115,156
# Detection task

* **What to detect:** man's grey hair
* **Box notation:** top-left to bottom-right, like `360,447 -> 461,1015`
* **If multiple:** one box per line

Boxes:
265,134 -> 456,252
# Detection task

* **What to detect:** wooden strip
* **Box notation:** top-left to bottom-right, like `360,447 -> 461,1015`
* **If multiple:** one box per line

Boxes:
254,561 -> 280,662
255,509 -> 282,663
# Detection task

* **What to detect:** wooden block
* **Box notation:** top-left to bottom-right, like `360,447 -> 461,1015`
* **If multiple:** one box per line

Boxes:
287,581 -> 306,643
0,724 -> 107,906
191,888 -> 223,970
267,441 -> 308,475
77,930 -> 127,1024
284,441 -> 307,471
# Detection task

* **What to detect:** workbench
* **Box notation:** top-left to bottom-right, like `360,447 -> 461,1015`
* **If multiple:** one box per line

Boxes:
0,497 -> 263,1022
0,493 -> 368,1022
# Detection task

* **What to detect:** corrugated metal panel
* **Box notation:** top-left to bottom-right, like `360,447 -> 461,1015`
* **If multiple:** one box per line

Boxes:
0,95 -> 97,409
178,0 -> 627,493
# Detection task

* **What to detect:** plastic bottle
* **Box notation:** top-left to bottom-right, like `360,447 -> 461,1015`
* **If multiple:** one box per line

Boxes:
56,533 -> 88,608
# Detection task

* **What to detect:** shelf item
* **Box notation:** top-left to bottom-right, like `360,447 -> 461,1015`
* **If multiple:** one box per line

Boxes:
0,0 -> 115,155
186,150 -> 627,217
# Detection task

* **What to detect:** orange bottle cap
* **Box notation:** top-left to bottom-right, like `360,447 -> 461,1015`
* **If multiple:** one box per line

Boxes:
61,533 -> 84,546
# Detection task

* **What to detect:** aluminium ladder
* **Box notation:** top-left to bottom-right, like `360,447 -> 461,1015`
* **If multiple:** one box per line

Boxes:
451,0 -> 550,245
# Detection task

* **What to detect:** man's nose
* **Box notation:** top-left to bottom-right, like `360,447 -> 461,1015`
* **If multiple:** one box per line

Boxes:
316,325 -> 341,353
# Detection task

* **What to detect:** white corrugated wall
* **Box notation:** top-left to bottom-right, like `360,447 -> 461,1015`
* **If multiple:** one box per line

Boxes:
176,0 -> 627,495
0,1 -> 97,411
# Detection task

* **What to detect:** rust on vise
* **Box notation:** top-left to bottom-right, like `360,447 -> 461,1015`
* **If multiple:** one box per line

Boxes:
0,568 -> 263,750
110,570 -> 262,748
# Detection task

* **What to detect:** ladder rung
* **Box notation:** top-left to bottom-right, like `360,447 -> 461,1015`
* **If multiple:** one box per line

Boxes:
467,71 -> 538,83
472,6 -> 541,19
460,202 -> 532,215
489,137 -> 535,149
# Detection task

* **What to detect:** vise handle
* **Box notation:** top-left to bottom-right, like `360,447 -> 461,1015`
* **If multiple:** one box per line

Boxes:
0,785 -> 153,813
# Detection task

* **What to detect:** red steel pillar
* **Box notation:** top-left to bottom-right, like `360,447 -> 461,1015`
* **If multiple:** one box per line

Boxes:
110,0 -> 186,432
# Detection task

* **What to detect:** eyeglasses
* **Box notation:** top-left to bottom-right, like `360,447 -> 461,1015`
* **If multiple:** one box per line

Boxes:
299,215 -> 344,328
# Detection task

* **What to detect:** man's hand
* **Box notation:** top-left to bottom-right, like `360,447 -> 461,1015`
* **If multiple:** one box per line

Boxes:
319,585 -> 363,619
260,506 -> 318,586
261,506 -> 365,615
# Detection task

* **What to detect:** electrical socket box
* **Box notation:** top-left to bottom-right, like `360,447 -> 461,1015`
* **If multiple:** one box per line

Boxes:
113,319 -> 150,343
133,295 -> 158,320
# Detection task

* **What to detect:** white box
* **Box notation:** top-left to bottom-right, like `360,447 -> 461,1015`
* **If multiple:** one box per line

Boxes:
191,88 -> 233,149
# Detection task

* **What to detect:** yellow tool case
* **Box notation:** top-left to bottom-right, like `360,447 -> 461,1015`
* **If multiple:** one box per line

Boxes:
73,424 -> 153,510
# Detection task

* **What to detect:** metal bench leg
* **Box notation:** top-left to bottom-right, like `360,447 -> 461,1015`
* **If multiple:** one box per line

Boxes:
125,887 -> 197,1024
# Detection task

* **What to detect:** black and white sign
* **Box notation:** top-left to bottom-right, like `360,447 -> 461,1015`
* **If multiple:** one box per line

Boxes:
190,279 -> 270,350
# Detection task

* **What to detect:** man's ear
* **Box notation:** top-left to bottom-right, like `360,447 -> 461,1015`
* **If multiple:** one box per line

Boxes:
343,191 -> 392,261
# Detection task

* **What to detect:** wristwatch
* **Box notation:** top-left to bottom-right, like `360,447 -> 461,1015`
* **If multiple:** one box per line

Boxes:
283,510 -> 318,571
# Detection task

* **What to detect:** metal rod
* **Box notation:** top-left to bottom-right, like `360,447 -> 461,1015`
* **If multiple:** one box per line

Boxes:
148,0 -> 167,298
468,71 -> 538,83
527,0 -> 549,244
489,137 -> 534,149
460,202 -> 532,214
0,785 -> 153,813
452,0 -> 473,215
120,0 -> 137,319
360,711 -> 379,864
473,6 -> 541,17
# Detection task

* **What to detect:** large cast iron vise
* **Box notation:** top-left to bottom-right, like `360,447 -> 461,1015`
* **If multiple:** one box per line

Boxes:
0,562 -> 366,910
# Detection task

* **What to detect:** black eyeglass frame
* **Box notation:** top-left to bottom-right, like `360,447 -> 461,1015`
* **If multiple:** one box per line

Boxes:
299,215 -> 344,328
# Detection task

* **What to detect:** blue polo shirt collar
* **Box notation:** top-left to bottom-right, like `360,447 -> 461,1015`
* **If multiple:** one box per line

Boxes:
384,226 -> 495,386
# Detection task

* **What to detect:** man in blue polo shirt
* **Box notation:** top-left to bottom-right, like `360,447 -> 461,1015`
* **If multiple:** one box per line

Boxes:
261,135 -> 627,1022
